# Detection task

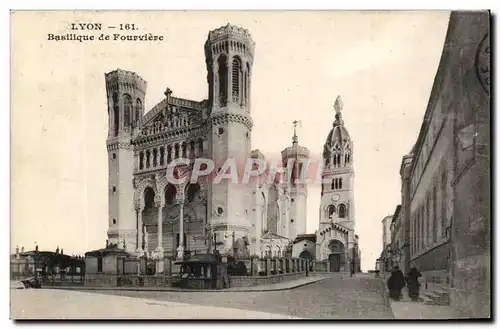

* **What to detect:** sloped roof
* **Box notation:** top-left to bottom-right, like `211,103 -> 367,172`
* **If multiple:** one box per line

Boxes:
293,234 -> 317,244
85,246 -> 133,258
261,232 -> 290,241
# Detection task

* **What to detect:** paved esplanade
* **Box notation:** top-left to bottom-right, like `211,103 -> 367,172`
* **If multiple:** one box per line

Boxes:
51,274 -> 393,319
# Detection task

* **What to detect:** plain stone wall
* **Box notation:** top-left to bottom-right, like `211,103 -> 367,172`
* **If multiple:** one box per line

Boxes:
85,257 -> 98,274
85,273 -> 118,287
447,11 -> 490,318
102,255 -> 118,274
412,242 -> 450,276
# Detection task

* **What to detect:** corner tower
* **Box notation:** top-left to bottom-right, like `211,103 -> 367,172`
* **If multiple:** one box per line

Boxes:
105,69 -> 147,251
205,24 -> 255,255
281,121 -> 310,239
319,96 -> 355,233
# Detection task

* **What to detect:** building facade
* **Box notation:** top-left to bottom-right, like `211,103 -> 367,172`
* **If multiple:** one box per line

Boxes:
379,215 -> 393,272
389,205 -> 404,272
105,24 -> 309,262
399,152 -> 414,275
401,11 -> 490,317
446,11 -> 490,318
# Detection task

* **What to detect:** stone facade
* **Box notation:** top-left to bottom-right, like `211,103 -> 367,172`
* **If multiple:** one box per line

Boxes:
382,216 -> 392,249
407,10 -> 456,292
446,11 -> 490,318
396,11 -> 490,318
399,153 -> 414,275
390,205 -> 404,272
105,24 -> 309,261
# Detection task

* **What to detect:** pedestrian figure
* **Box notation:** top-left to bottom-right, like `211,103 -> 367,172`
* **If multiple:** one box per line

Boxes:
387,266 -> 405,301
406,267 -> 422,301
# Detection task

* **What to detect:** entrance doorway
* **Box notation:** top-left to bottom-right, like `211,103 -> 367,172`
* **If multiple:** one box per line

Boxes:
299,250 -> 313,261
327,239 -> 345,272
328,254 -> 341,272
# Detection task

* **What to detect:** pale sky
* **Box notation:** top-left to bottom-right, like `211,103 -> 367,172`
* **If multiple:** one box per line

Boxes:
11,11 -> 450,270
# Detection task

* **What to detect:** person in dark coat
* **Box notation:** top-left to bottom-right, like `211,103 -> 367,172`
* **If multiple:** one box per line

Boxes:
406,267 -> 422,301
387,266 -> 405,301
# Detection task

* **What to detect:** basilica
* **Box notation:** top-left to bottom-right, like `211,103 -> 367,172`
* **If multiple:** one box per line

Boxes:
105,23 -> 360,271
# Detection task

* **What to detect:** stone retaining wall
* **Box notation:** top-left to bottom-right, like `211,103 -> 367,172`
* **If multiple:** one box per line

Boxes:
229,272 -> 306,288
84,272 -> 307,288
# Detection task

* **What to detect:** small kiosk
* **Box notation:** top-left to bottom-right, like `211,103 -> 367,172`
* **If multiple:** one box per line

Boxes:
173,253 -> 229,290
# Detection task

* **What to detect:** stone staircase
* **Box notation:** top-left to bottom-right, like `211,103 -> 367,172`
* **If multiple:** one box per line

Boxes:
419,286 -> 450,306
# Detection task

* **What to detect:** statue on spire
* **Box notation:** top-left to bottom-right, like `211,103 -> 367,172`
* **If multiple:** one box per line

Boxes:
333,96 -> 344,126
334,96 -> 343,113
292,120 -> 301,144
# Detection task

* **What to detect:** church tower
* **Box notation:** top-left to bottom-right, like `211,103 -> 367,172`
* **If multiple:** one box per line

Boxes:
281,121 -> 310,239
319,96 -> 355,241
204,24 -> 255,255
105,69 -> 147,251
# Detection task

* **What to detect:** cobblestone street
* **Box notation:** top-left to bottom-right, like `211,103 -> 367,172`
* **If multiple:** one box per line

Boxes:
85,274 -> 393,319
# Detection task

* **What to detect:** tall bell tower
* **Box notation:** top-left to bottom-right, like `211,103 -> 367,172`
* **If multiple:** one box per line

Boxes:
281,121 -> 310,239
205,24 -> 255,255
105,69 -> 146,251
319,96 -> 355,240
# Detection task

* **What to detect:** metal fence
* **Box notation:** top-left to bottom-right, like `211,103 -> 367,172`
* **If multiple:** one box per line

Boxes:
10,259 -> 85,285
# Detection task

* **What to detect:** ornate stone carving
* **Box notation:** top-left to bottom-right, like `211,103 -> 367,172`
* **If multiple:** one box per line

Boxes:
476,33 -> 490,95
210,113 -> 254,131
154,195 -> 164,208
134,176 -> 158,209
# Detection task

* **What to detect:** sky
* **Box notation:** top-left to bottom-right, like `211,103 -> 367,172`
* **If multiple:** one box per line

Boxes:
11,11 -> 451,270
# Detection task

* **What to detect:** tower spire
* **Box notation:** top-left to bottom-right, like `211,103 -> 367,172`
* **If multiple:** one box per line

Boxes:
333,96 -> 344,126
292,120 -> 299,145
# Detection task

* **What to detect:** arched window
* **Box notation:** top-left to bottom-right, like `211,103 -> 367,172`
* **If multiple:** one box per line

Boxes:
144,187 -> 155,209
243,70 -> 247,104
198,139 -> 204,156
336,154 -> 341,166
182,143 -> 187,158
331,179 -> 335,190
232,57 -> 241,102
167,145 -> 172,163
174,144 -> 179,159
135,99 -> 142,122
112,93 -> 119,136
217,55 -> 228,106
338,204 -> 347,218
328,205 -> 336,216
246,62 -> 251,106
159,147 -> 165,166
165,185 -> 177,205
190,141 -> 195,159
186,184 -> 200,203
145,150 -> 151,168
124,94 -> 132,128
139,152 -> 144,170
333,155 -> 337,166
152,149 -> 158,167
339,178 -> 343,189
